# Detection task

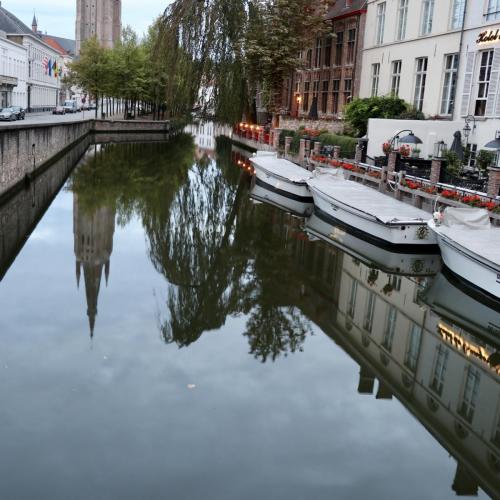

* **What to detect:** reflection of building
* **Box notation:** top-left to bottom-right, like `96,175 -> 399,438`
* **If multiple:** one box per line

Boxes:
264,205 -> 500,498
332,255 -> 500,498
73,194 -> 116,337
186,121 -> 232,160
76,0 -> 122,55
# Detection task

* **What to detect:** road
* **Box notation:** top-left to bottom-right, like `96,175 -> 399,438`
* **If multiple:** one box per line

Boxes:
0,108 -> 125,127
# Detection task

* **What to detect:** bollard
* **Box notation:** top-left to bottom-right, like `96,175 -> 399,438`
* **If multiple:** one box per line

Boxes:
333,146 -> 341,160
487,167 -> 500,199
299,139 -> 306,163
285,136 -> 292,157
378,166 -> 387,192
313,141 -> 321,157
430,158 -> 443,185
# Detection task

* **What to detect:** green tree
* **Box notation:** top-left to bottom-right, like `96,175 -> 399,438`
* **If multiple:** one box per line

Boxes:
344,96 -> 423,137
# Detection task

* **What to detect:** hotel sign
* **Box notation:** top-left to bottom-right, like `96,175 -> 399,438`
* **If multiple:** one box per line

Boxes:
477,29 -> 500,45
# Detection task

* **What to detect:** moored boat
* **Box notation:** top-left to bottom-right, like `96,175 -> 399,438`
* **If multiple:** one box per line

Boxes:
249,152 -> 314,205
306,175 -> 437,248
305,211 -> 441,276
428,207 -> 500,299
249,178 -> 313,217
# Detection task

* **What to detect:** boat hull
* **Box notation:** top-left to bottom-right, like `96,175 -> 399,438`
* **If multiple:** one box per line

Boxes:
253,167 -> 313,203
250,180 -> 313,216
306,211 -> 440,275
309,186 -> 437,247
432,228 -> 500,300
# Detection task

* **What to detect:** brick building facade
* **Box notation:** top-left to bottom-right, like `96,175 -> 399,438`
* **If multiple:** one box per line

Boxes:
286,1 -> 367,122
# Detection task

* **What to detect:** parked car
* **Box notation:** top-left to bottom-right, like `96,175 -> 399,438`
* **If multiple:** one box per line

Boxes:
9,106 -> 25,120
0,108 -> 16,121
88,103 -> 97,110
53,106 -> 66,115
62,100 -> 78,113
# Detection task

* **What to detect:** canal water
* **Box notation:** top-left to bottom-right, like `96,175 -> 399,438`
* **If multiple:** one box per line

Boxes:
0,129 -> 498,500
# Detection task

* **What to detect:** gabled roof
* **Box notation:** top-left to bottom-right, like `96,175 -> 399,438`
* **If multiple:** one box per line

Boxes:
0,5 -> 33,35
327,0 -> 367,20
45,35 -> 76,56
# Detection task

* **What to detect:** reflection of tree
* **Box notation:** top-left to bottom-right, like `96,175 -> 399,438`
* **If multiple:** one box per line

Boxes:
70,134 -> 313,362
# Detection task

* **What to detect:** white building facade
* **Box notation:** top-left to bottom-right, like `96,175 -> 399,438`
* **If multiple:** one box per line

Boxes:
361,0 -> 500,172
0,31 -> 27,108
7,33 -> 61,111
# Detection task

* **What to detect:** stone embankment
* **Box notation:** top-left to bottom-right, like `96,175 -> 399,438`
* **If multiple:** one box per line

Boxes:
0,119 -> 176,201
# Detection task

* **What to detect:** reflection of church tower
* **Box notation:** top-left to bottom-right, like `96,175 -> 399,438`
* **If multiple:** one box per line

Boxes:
74,194 -> 116,337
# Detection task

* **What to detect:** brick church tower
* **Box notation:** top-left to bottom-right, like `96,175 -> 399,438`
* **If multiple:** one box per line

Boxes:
76,0 -> 121,54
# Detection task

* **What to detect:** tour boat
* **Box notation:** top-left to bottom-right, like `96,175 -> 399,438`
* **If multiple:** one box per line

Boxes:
305,211 -> 440,276
428,207 -> 500,300
249,178 -> 313,217
249,152 -> 314,205
306,175 -> 437,248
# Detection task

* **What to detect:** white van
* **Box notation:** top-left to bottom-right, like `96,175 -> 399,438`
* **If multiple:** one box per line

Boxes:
63,100 -> 78,113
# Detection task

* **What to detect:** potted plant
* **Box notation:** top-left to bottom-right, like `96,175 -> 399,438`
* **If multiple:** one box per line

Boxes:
411,147 -> 421,158
382,142 -> 392,155
476,149 -> 495,174
399,144 -> 411,157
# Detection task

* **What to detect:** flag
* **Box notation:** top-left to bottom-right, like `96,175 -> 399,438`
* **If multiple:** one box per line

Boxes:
48,59 -> 52,76
52,61 -> 58,78
42,56 -> 49,74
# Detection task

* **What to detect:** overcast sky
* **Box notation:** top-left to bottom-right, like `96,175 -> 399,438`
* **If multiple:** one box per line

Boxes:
3,0 -> 170,40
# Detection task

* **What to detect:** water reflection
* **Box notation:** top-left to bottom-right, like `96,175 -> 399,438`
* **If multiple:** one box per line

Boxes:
0,126 -> 499,498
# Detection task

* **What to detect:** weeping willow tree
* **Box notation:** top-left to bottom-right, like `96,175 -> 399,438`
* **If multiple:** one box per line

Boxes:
154,0 -> 331,123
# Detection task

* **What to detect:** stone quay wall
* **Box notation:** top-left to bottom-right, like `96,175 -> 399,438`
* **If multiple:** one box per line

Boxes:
0,119 -> 175,201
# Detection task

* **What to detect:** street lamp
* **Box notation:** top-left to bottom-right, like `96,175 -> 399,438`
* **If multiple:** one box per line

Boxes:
463,115 -> 476,144
484,130 -> 500,168
389,129 -> 423,150
433,140 -> 447,159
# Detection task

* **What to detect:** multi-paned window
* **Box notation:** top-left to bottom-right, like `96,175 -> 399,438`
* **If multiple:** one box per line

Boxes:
430,345 -> 449,395
332,79 -> 340,114
441,53 -> 459,115
347,279 -> 358,318
315,38 -> 322,68
421,0 -> 435,35
450,0 -> 466,29
397,0 -> 408,40
376,2 -> 386,45
458,367 -> 481,423
486,0 -> 500,20
344,78 -> 352,106
324,36 -> 332,67
404,324 -> 422,372
414,57 -> 428,112
391,60 -> 402,96
335,31 -> 344,66
303,81 -> 310,111
321,80 -> 329,113
307,49 -> 312,68
346,29 -> 356,65
467,144 -> 478,168
371,63 -> 380,97
363,291 -> 376,332
475,50 -> 494,117
382,306 -> 397,352
313,80 -> 320,98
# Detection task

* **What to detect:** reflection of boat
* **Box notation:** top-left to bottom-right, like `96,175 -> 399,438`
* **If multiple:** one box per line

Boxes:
305,211 -> 440,276
420,270 -> 500,345
307,175 -> 437,247
249,152 -> 314,205
428,208 -> 500,300
250,178 -> 313,216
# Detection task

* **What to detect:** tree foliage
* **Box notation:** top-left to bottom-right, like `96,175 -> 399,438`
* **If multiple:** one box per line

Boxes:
344,96 -> 424,137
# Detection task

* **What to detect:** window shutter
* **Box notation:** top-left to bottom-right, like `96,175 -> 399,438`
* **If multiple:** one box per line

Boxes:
487,48 -> 500,117
460,52 -> 475,117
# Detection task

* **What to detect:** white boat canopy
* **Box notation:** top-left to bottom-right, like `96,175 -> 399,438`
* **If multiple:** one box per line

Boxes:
438,208 -> 500,266
307,176 -> 432,224
250,154 -> 314,184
